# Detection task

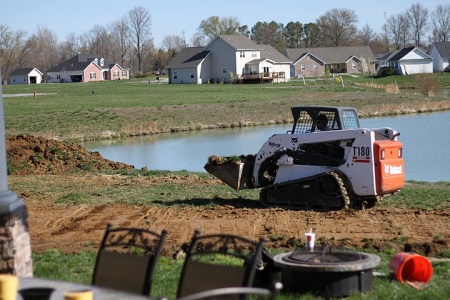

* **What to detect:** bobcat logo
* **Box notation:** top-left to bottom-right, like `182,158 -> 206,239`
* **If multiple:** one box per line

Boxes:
291,137 -> 298,143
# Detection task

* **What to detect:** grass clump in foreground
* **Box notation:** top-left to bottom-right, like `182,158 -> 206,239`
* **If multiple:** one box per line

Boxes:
32,248 -> 450,300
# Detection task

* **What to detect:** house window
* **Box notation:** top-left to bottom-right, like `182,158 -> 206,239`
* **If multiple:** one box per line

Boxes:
56,75 -> 61,80
222,68 -> 227,74
174,71 -> 178,79
313,65 -> 318,70
301,64 -> 305,71
352,62 -> 357,69
122,70 -> 127,76
113,71 -> 119,77
100,58 -> 104,67
240,51 -> 245,58
252,51 -> 257,58
90,72 -> 96,79
190,71 -> 195,79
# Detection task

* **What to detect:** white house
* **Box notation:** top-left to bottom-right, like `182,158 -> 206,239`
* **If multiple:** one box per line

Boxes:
167,35 -> 291,84
378,46 -> 433,75
9,68 -> 43,85
428,42 -> 450,72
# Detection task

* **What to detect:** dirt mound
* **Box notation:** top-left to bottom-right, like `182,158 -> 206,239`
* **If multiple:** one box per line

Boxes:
6,135 -> 134,175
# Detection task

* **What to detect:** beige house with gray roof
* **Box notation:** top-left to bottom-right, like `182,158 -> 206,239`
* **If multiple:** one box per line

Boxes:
167,35 -> 291,84
286,46 -> 376,78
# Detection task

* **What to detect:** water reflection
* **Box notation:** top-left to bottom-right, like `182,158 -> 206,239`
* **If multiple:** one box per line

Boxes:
83,111 -> 450,182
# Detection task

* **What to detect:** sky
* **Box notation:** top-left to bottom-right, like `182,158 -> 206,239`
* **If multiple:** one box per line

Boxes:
0,0 -> 445,48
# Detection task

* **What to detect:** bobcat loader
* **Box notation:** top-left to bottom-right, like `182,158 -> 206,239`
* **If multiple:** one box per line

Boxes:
205,106 -> 405,210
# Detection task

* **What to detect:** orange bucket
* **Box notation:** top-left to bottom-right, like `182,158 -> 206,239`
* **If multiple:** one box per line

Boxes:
389,252 -> 433,283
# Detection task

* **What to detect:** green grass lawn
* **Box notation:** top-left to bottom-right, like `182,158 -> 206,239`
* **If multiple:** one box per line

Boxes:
32,247 -> 450,300
3,74 -> 450,142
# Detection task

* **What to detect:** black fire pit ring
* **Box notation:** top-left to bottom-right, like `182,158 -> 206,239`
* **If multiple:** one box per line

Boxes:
273,246 -> 380,297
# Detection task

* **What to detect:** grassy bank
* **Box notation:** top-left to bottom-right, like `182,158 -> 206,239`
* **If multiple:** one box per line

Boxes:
3,73 -> 450,142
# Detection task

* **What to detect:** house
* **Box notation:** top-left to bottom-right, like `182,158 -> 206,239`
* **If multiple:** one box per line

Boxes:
166,35 -> 291,84
378,46 -> 433,75
428,42 -> 450,72
46,54 -> 129,83
286,46 -> 376,78
9,68 -> 43,85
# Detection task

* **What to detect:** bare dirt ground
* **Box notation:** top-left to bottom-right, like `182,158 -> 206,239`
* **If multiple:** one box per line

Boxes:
6,135 -> 450,257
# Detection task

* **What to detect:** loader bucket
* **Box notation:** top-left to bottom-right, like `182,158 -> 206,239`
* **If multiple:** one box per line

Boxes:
204,161 -> 254,190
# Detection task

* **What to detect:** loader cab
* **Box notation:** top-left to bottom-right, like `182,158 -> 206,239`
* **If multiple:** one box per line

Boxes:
290,106 -> 360,134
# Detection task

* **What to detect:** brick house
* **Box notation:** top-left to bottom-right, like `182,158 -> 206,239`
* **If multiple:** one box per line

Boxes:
286,46 -> 376,78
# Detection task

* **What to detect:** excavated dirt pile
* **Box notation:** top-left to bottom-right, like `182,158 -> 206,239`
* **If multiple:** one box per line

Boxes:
6,135 -> 133,175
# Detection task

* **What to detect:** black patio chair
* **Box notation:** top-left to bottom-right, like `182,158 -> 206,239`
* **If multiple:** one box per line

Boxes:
176,230 -> 265,299
177,281 -> 283,300
92,223 -> 168,296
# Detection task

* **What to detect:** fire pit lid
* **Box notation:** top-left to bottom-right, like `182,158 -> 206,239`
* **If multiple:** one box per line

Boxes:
274,246 -> 380,272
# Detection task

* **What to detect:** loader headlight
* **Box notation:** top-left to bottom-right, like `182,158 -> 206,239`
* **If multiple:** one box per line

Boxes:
381,149 -> 385,160
398,148 -> 403,158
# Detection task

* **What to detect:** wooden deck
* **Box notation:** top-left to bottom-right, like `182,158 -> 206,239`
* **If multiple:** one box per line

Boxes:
237,72 -> 286,84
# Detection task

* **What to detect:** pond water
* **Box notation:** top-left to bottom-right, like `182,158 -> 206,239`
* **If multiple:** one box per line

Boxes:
82,110 -> 450,182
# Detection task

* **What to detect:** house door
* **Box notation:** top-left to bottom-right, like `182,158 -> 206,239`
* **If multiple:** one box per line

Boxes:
263,67 -> 269,77
29,76 -> 37,84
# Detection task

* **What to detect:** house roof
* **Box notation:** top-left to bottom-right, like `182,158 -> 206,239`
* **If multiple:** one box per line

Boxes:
10,68 -> 43,76
430,42 -> 450,57
286,46 -> 375,64
46,54 -> 120,72
260,45 -> 292,63
387,46 -> 432,62
387,46 -> 415,61
166,47 -> 210,69
216,35 -> 262,50
297,52 -> 325,64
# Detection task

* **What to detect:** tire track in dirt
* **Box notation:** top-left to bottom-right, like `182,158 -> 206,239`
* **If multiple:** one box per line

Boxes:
26,204 -> 450,256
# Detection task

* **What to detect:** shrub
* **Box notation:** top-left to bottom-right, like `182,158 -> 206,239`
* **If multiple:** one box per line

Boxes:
377,66 -> 395,77
415,72 -> 441,96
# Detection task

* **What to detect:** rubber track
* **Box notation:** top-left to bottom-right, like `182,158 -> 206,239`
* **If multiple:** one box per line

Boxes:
259,171 -> 352,211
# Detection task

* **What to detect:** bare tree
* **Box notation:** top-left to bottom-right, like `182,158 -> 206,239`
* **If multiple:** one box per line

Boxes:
406,3 -> 429,47
430,4 -> 450,42
316,8 -> 358,46
0,24 -> 27,80
384,13 -> 411,50
109,17 -> 130,66
189,33 -> 204,47
27,26 -> 60,71
128,6 -> 152,74
83,25 -> 113,58
357,23 -> 376,46
59,32 -> 83,62
198,16 -> 241,43
161,35 -> 185,53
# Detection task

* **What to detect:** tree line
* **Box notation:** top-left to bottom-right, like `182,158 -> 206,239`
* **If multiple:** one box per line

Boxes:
1,3 -> 449,81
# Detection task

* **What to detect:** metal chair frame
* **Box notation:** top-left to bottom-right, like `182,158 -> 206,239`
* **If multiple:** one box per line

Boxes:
177,230 -> 265,298
92,223 -> 167,295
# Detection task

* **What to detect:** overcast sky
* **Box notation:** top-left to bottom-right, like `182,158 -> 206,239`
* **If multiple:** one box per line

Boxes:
1,0 -> 445,48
